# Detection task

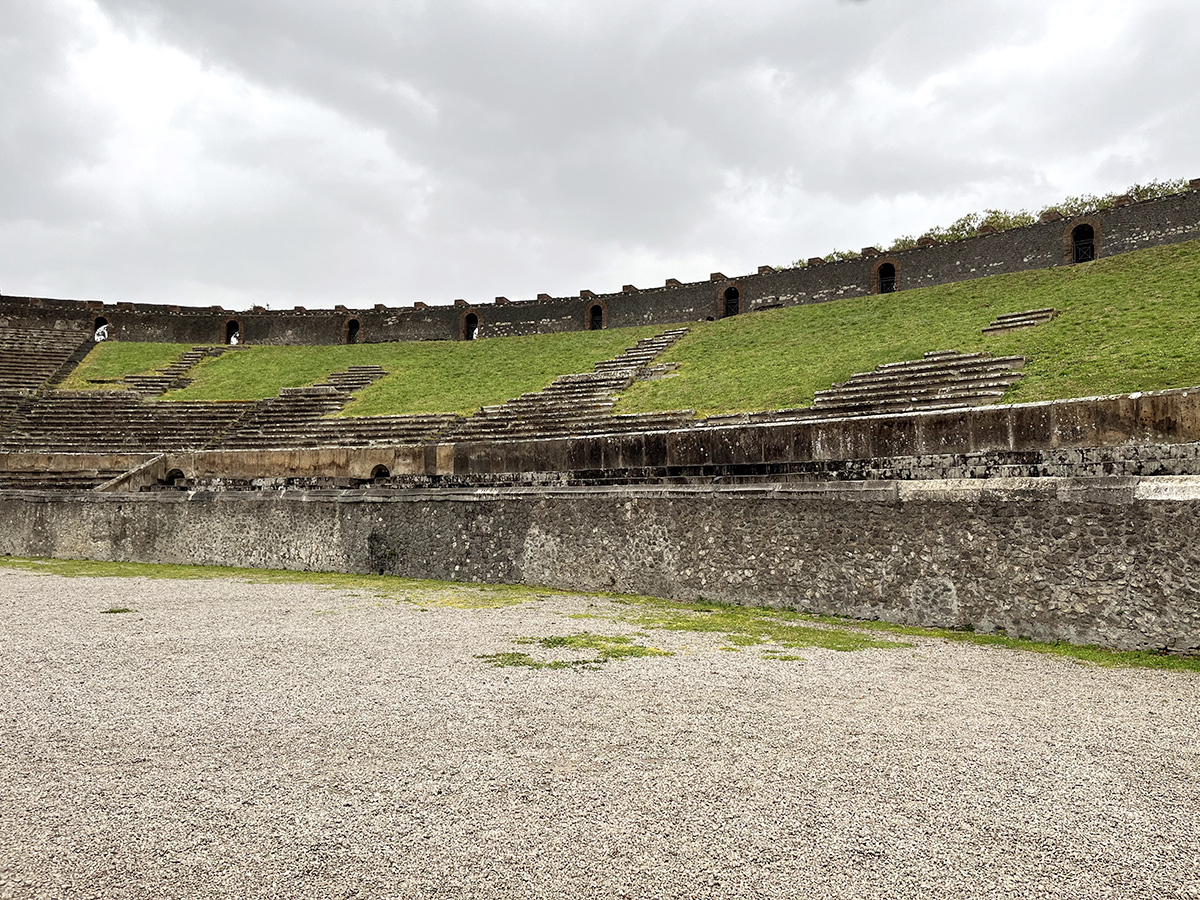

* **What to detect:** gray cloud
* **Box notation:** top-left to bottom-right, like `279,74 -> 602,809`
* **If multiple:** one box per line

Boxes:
1,0 -> 1198,307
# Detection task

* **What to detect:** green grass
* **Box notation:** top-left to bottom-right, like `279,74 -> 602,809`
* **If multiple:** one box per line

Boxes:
57,240 -> 1200,417
476,633 -> 673,669
59,343 -> 196,391
7,556 -> 1192,672
0,556 -> 537,608
161,327 -> 660,414
574,595 -> 910,654
617,240 -> 1200,415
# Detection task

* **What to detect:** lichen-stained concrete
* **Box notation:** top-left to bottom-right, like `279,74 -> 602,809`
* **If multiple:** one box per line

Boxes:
0,570 -> 1197,899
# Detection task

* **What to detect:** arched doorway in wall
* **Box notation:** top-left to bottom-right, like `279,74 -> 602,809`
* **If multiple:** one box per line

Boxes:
722,287 -> 740,318
588,304 -> 605,330
878,263 -> 897,293
225,319 -> 241,345
370,464 -> 390,480
1072,224 -> 1096,262
872,259 -> 900,294
346,319 -> 361,344
93,316 -> 109,341
462,312 -> 480,340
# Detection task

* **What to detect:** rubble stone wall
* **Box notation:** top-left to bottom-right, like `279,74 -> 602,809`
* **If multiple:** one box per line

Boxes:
3,477 -> 1198,654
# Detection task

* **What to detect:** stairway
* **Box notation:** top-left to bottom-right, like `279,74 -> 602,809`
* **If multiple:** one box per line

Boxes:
317,365 -> 387,393
122,345 -> 240,397
982,308 -> 1057,335
214,365 -> 456,449
442,328 -> 695,442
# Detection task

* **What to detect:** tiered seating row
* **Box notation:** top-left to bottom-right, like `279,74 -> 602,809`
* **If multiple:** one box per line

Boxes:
0,469 -> 125,491
0,327 -> 90,392
219,387 -> 459,449
982,308 -> 1057,334
811,351 -> 1025,415
0,392 -> 256,452
700,351 -> 1025,428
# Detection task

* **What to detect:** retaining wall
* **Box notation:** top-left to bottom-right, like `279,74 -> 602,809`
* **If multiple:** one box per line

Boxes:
118,388 -> 1200,486
3,478 -> 1198,654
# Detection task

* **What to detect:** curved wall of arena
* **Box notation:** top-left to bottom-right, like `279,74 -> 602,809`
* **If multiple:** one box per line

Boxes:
2,186 -> 1199,345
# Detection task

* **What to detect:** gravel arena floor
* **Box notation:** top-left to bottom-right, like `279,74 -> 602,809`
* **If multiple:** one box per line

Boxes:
0,568 -> 1197,900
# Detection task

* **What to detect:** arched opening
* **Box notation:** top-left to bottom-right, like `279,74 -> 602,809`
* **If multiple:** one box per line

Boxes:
878,263 -> 897,294
163,468 -> 185,485
225,320 -> 241,345
588,304 -> 604,330
1072,224 -> 1095,263
722,287 -> 740,318
463,312 -> 479,340
93,316 -> 109,341
370,464 -> 390,480
346,319 -> 360,344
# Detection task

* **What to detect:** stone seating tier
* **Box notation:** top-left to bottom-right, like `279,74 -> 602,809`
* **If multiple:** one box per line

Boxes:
0,328 -> 90,392
810,351 -> 1024,414
220,414 -> 461,449
982,308 -> 1058,334
0,469 -> 125,491
0,393 -> 256,452
316,365 -> 387,393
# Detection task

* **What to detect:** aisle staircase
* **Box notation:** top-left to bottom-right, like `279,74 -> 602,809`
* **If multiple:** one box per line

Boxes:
442,329 -> 695,442
121,345 -> 238,396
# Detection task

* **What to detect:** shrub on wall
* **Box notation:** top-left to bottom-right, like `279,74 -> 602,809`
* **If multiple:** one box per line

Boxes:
783,178 -> 1191,268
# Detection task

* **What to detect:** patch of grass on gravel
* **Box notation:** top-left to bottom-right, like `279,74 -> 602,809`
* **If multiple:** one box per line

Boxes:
0,556 -> 536,608
815,614 -> 1200,672
477,633 -> 673,669
575,595 -> 911,654
100,606 -> 134,614
3,557 -> 1196,671
59,343 -> 196,391
572,594 -> 1200,671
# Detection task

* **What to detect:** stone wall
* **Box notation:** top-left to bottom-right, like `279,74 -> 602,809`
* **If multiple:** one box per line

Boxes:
2,477 -> 1198,654
116,387 -> 1200,487
2,187 -> 1198,345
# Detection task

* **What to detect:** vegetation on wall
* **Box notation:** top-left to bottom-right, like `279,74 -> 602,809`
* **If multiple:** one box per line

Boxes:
787,178 -> 1191,267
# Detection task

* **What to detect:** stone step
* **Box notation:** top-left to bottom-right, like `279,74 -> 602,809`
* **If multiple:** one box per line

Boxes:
982,308 -> 1058,334
847,354 -> 1023,381
815,372 -> 1023,402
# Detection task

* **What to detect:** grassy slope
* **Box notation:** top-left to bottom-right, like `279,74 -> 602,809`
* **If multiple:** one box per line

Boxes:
59,342 -> 196,391
617,239 -> 1200,416
163,326 -> 660,415
57,240 -> 1200,416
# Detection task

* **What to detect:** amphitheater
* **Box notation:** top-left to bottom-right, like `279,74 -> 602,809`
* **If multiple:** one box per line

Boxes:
3,183 -> 1200,654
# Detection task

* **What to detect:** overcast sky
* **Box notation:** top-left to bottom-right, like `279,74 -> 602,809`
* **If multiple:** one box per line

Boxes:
2,0 -> 1197,309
